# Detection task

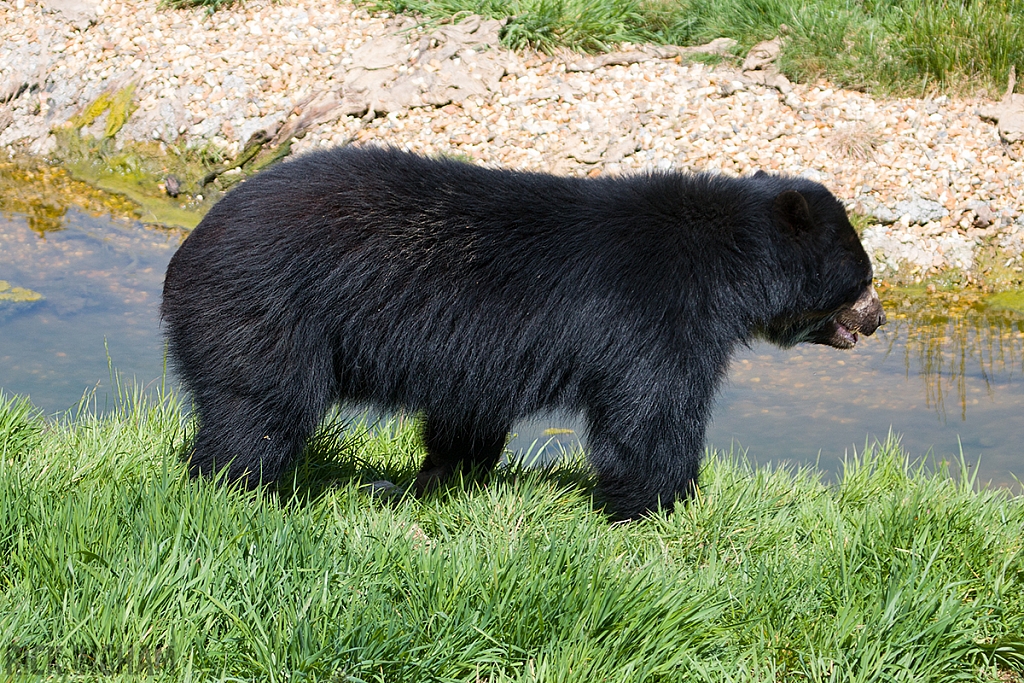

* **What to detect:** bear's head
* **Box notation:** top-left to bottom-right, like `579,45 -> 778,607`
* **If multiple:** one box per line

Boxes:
755,182 -> 886,349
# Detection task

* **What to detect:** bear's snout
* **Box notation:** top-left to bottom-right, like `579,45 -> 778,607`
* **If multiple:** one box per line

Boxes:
848,285 -> 885,337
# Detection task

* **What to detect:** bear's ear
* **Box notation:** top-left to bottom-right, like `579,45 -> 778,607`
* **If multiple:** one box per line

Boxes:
753,170 -> 770,179
773,189 -> 814,235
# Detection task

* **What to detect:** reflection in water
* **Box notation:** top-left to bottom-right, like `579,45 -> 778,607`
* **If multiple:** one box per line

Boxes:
0,163 -> 1021,487
0,159 -> 140,236
885,293 -> 1024,422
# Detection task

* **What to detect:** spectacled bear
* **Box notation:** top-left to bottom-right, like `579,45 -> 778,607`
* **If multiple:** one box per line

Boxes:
162,146 -> 885,520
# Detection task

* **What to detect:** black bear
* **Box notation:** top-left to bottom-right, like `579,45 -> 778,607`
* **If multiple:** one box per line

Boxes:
162,146 -> 884,519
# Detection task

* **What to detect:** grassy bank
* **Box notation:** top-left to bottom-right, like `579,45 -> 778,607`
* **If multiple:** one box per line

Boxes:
1,390 -> 1022,681
353,0 -> 1024,96
152,0 -> 1024,96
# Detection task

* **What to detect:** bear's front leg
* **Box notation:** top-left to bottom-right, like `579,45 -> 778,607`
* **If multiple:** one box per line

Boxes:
585,402 -> 707,520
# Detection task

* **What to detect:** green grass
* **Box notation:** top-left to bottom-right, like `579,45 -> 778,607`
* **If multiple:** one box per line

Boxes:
355,0 -> 1024,96
1,389 -> 1023,681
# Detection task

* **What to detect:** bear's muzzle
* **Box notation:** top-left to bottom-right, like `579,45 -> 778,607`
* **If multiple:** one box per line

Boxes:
823,285 -> 886,349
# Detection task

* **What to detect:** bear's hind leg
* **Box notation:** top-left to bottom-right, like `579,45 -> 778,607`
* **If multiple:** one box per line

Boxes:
414,417 -> 510,495
189,389 -> 326,489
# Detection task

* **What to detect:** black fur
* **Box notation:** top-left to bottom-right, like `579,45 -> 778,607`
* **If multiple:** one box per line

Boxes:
162,146 -> 879,519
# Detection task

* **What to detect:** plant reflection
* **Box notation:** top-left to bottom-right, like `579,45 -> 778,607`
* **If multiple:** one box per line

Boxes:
0,159 -> 139,236
881,289 -> 1024,421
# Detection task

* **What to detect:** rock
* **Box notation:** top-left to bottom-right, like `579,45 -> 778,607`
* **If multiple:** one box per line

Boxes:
861,194 -> 948,226
40,0 -> 99,27
676,37 -> 737,57
967,200 -> 995,227
561,109 -> 639,165
862,224 -> 975,274
339,15 -> 508,115
567,144 -> 603,164
742,65 -> 792,94
566,50 -> 656,73
431,14 -> 504,48
567,38 -> 737,72
120,94 -> 190,142
739,37 -> 791,94
719,80 -> 745,96
1,78 -> 30,105
164,175 -> 181,197
998,220 -> 1024,256
234,113 -> 286,148
742,37 -> 783,72
343,66 -> 398,105
857,196 -> 900,224
603,134 -> 639,163
894,195 -> 948,225
649,37 -> 737,60
363,480 -> 404,503
1,56 -> 51,108
270,90 -> 353,145
978,66 -> 1024,144
349,34 -> 408,71
368,72 -> 432,112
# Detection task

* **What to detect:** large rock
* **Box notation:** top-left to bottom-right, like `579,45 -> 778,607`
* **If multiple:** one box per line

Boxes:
894,196 -> 948,224
337,15 -> 510,116
349,34 -> 408,71
978,66 -> 1024,145
566,37 -> 737,73
858,193 -> 947,225
741,37 -> 783,72
739,37 -> 791,94
40,0 -> 99,28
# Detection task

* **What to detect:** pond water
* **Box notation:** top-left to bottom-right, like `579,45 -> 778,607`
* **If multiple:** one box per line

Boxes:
2,167 -> 1022,488
1,200 -> 183,413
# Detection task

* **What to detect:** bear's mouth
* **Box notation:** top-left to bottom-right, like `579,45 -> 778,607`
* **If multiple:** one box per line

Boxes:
826,319 -> 860,349
813,285 -> 886,350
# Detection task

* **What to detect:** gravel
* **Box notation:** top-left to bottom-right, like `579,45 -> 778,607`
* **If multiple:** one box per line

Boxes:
2,0 -> 1023,280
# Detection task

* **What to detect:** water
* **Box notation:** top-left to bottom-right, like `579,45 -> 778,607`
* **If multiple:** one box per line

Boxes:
2,172 -> 1022,488
0,205 -> 183,411
708,308 -> 1024,488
